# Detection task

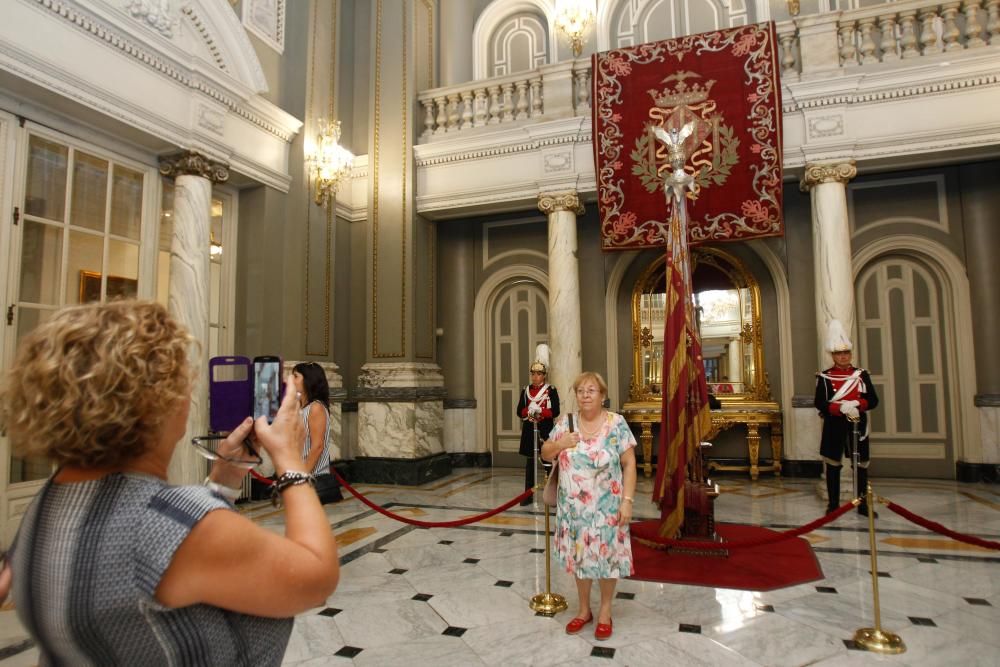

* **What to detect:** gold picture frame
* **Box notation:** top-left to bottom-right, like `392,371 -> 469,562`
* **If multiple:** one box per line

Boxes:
78,270 -> 138,304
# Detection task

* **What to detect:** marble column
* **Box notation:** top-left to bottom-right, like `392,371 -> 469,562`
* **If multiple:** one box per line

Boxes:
800,161 -> 857,369
728,337 -> 742,384
539,191 -> 584,414
159,151 -> 229,486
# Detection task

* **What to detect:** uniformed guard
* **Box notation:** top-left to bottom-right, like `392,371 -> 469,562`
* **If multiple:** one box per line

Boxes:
516,344 -> 560,505
815,320 -> 880,517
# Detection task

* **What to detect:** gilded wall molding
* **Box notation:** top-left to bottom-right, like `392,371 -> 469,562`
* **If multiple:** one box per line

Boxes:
537,191 -> 584,215
799,161 -> 856,192
158,150 -> 230,183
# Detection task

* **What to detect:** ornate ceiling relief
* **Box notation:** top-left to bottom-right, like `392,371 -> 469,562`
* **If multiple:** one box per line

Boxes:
242,0 -> 285,54
125,0 -> 177,38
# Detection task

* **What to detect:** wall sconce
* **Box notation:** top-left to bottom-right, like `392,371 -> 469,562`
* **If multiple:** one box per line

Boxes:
554,0 -> 596,58
310,119 -> 354,207
209,231 -> 223,257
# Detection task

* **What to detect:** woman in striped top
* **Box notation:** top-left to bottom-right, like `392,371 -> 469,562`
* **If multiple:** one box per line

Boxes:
0,301 -> 339,666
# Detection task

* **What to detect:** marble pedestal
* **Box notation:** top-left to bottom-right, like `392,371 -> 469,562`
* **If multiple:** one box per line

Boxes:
354,362 -> 451,484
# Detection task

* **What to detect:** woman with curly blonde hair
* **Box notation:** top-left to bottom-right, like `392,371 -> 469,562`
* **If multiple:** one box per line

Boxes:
0,300 -> 339,665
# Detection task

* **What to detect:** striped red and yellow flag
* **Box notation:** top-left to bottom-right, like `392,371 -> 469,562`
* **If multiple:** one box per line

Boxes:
653,203 -> 712,538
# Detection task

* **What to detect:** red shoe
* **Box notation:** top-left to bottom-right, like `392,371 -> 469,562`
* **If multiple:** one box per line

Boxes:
594,619 -> 613,641
565,613 -> 593,634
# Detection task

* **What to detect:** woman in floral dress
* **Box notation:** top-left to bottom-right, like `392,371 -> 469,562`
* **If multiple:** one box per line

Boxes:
541,371 -> 638,641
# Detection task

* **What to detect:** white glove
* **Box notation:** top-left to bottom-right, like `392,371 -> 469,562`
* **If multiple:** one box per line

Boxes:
527,404 -> 542,419
840,400 -> 860,420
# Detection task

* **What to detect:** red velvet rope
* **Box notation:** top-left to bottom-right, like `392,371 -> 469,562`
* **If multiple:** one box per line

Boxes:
328,468 -> 534,528
884,500 -> 1000,551
631,501 -> 857,551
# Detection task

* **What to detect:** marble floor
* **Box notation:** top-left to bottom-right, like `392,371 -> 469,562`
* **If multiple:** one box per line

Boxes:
1,470 -> 998,666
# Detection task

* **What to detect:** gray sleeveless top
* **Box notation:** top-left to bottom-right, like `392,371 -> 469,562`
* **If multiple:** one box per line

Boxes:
10,473 -> 293,666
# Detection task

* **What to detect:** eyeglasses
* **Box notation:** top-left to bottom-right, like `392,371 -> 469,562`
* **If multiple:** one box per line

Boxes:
575,388 -> 601,396
190,434 -> 263,469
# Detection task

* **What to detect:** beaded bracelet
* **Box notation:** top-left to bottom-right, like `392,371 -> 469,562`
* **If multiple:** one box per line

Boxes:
270,470 -> 316,508
203,476 -> 241,503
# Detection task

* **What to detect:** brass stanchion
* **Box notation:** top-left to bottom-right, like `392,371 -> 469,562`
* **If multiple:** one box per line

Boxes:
529,423 -> 567,616
853,482 -> 905,654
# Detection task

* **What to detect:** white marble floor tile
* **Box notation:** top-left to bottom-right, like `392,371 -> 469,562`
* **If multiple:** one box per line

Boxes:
333,599 -> 447,650
711,611 -> 845,666
461,616 -> 593,665
353,635 -> 486,667
426,586 -> 528,627
283,614 -> 345,664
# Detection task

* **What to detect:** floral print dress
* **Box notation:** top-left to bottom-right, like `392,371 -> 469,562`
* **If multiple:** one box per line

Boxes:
549,411 -> 636,579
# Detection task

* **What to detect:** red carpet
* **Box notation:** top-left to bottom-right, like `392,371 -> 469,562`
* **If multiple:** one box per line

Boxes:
629,521 -> 824,591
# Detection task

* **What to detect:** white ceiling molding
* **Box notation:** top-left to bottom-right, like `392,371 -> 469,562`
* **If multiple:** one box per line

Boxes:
0,0 -> 300,190
241,0 -> 285,55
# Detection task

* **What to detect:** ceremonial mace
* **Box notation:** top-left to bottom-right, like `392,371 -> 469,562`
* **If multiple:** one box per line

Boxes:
529,419 -> 567,615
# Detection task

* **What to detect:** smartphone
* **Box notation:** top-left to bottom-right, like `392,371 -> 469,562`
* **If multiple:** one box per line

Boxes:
253,356 -> 283,423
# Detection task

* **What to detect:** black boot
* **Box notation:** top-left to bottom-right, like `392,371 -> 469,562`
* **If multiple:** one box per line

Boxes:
825,463 -> 841,514
856,466 -> 878,518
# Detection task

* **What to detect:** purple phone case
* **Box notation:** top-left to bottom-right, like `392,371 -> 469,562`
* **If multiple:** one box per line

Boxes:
209,356 -> 253,433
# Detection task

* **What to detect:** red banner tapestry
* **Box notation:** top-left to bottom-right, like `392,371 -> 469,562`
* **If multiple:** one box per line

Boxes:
592,22 -> 783,251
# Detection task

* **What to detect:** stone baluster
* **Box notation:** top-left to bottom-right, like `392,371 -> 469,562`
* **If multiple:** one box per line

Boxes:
472,88 -> 488,127
487,85 -> 501,124
514,80 -> 529,120
898,11 -> 921,58
529,77 -> 543,117
434,96 -> 447,135
918,7 -> 942,54
575,68 -> 591,115
501,82 -> 515,123
421,98 -> 435,139
839,23 -> 859,65
446,93 -> 460,132
965,0 -> 989,47
986,0 -> 1000,44
878,14 -> 900,61
857,17 -> 880,63
459,91 -> 473,130
779,31 -> 798,74
940,2 -> 964,50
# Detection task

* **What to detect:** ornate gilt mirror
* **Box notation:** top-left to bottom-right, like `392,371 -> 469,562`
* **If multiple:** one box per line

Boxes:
628,246 -> 772,405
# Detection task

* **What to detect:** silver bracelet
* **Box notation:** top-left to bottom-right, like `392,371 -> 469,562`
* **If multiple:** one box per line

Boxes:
203,476 -> 241,502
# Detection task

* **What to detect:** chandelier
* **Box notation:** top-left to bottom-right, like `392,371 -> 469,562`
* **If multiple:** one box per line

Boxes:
311,119 -> 354,206
554,0 -> 596,57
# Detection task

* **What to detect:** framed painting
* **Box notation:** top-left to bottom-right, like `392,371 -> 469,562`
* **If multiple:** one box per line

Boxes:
78,270 -> 138,304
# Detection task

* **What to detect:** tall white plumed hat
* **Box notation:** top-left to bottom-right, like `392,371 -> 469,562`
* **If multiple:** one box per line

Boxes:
824,319 -> 853,353
530,343 -> 550,374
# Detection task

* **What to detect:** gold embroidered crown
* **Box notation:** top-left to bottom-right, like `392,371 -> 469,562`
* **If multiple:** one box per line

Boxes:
647,71 -> 716,108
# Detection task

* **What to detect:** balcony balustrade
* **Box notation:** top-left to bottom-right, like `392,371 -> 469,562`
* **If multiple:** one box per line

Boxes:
416,0 -> 1000,143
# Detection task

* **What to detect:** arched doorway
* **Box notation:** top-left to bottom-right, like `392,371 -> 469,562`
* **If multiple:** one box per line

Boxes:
856,254 -> 954,477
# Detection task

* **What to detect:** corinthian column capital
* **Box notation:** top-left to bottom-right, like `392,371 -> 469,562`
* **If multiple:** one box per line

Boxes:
537,191 -> 585,216
800,160 -> 857,192
159,151 -> 230,184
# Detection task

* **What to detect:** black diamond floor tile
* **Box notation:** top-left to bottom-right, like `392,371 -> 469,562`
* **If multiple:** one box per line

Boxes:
412,593 -> 433,601
965,598 -> 991,606
816,586 -> 838,594
909,616 -> 936,626
843,639 -> 862,651
498,531 -> 514,537
917,557 -> 938,564
529,548 -> 544,553
389,568 -> 408,575
494,580 -> 514,588
334,646 -> 363,658
591,646 -> 616,659
679,623 -> 701,633
616,591 -> 635,600
438,540 -> 454,545
318,607 -> 342,617
755,604 -> 775,612
871,570 -> 891,577
463,557 -> 480,564
442,626 -> 468,637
